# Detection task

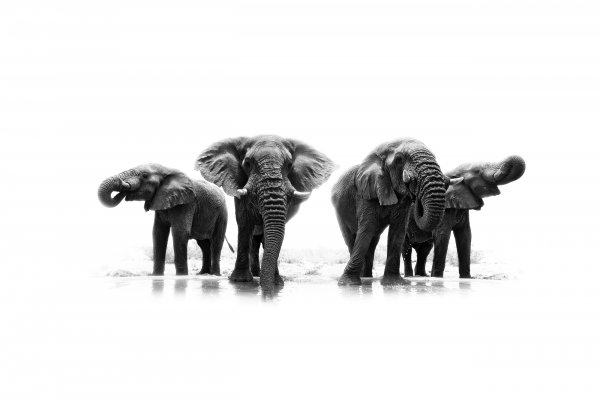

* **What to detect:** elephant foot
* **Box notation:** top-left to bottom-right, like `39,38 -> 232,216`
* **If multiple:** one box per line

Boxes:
151,271 -> 165,277
431,270 -> 444,278
381,273 -> 410,286
338,273 -> 362,286
198,268 -> 211,275
361,269 -> 373,278
211,270 -> 221,276
414,272 -> 429,277
459,274 -> 472,279
251,267 -> 261,277
404,271 -> 414,277
175,269 -> 188,276
274,273 -> 284,287
229,269 -> 254,282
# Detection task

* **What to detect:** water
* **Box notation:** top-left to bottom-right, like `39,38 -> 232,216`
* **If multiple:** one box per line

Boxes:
1,269 -> 597,399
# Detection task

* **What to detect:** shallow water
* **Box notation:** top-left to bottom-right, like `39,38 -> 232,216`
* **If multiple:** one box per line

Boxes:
1,269 -> 598,400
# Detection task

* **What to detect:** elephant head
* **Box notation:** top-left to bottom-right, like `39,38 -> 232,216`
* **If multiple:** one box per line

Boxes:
444,155 -> 526,210
98,163 -> 195,211
195,135 -> 335,289
355,138 -> 447,231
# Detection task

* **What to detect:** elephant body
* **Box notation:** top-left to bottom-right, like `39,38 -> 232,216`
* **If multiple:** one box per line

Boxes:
332,138 -> 447,286
98,164 -> 230,276
402,155 -> 526,278
196,135 -> 335,292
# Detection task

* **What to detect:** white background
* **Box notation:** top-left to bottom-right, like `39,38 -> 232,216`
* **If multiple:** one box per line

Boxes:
1,1 -> 599,399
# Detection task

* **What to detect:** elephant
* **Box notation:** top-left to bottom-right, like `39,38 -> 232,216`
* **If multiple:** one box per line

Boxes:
331,138 -> 447,286
401,155 -> 526,278
98,163 -> 232,276
195,135 -> 335,292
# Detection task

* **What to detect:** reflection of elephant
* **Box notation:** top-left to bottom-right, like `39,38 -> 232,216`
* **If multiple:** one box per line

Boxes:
98,164 -> 231,276
195,136 -> 335,292
402,155 -> 526,278
331,138 -> 447,286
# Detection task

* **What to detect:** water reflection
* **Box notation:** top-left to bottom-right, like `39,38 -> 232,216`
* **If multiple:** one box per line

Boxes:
111,274 -> 482,301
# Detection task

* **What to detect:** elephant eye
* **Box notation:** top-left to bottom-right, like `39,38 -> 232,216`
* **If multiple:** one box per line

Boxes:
141,172 -> 149,179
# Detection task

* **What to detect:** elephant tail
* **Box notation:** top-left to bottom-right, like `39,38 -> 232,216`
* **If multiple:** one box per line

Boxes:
224,236 -> 235,253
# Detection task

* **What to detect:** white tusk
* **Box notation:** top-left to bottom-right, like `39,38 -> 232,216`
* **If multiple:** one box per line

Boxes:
293,190 -> 311,200
235,188 -> 248,198
402,169 -> 414,183
449,177 -> 464,185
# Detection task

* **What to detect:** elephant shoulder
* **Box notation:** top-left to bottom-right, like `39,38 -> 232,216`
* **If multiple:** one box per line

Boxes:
331,165 -> 359,206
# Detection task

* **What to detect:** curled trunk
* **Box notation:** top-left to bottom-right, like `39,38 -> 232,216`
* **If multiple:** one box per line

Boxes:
411,151 -> 446,231
97,169 -> 139,207
483,155 -> 526,185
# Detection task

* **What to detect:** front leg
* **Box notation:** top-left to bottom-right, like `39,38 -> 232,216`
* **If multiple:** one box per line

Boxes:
382,211 -> 410,286
431,229 -> 451,277
338,206 -> 378,285
171,228 -> 189,275
229,205 -> 254,282
402,237 -> 414,277
249,234 -> 263,277
152,213 -> 170,276
414,240 -> 433,277
453,211 -> 472,278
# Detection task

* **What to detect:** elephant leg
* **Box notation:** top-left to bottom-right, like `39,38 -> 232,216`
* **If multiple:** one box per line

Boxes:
209,239 -> 223,276
431,230 -> 451,277
414,240 -> 433,277
249,234 -> 263,277
362,234 -> 380,278
382,216 -> 410,286
171,228 -> 189,276
197,239 -> 212,275
338,214 -> 378,285
402,238 -> 414,277
453,212 -> 472,278
229,218 -> 253,282
152,213 -> 170,276
274,261 -> 284,286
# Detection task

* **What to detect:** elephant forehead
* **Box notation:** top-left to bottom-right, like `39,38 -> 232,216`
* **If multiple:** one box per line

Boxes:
249,142 -> 292,162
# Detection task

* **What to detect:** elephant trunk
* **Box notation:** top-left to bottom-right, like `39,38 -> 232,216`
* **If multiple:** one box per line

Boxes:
484,155 -> 526,185
411,151 -> 446,231
97,169 -> 139,207
256,169 -> 288,291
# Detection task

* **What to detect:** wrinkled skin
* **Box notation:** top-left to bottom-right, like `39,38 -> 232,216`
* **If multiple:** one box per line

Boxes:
98,164 -> 231,276
402,155 -> 526,278
195,136 -> 335,293
332,138 -> 447,286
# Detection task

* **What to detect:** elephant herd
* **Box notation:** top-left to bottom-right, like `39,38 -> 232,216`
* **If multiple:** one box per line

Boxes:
98,135 -> 525,293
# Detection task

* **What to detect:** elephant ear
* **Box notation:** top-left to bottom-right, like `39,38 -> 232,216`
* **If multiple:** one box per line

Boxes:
287,140 -> 336,192
445,177 -> 484,210
148,173 -> 196,211
355,152 -> 398,206
195,138 -> 249,196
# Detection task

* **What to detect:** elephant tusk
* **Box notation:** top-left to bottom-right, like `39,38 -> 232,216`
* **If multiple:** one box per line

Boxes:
449,177 -> 464,186
403,169 -> 415,183
293,190 -> 311,200
235,188 -> 248,198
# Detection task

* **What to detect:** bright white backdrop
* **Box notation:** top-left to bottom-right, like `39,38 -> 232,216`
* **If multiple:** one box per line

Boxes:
1,1 -> 599,398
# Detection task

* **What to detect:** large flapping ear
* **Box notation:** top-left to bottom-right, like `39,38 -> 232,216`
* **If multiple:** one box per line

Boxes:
444,176 -> 484,210
195,138 -> 250,196
287,140 -> 336,192
148,172 -> 196,211
355,151 -> 398,206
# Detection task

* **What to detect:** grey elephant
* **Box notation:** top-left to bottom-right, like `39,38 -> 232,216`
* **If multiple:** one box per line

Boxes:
195,135 -> 335,292
98,163 -> 232,276
331,138 -> 447,286
401,155 -> 526,278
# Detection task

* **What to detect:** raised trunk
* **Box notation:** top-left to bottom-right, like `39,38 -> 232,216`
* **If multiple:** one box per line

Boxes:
97,169 -> 138,207
411,151 -> 447,231
485,155 -> 526,185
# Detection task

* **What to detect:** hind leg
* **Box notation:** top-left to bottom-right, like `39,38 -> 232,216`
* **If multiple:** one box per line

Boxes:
249,234 -> 263,277
403,238 -> 414,277
197,239 -> 212,274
